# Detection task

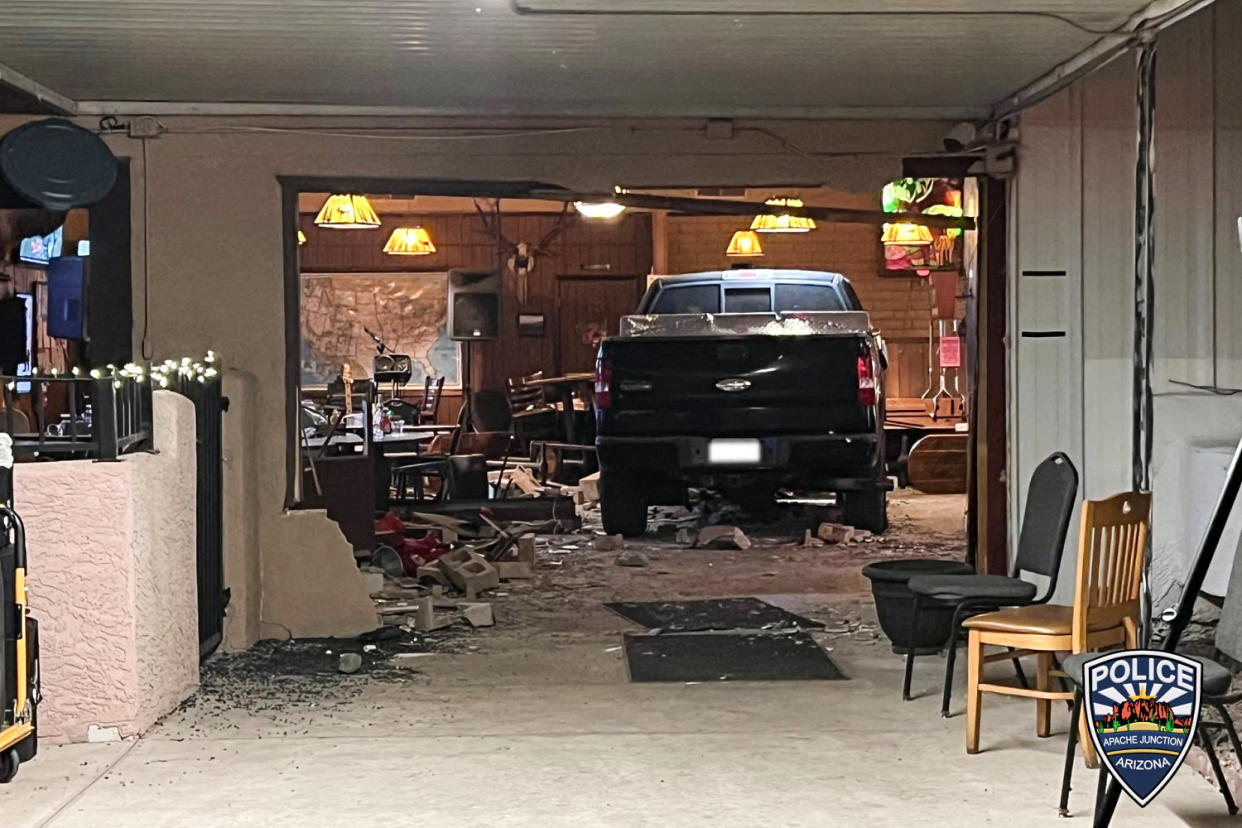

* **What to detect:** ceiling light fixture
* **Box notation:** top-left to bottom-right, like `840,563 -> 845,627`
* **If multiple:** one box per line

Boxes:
383,226 -> 437,256
751,197 -> 816,233
573,201 -> 627,220
881,223 -> 934,246
314,194 -> 382,229
726,230 -> 764,257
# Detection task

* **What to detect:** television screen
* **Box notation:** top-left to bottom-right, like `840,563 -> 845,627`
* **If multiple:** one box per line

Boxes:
18,225 -> 63,266
16,291 -> 33,393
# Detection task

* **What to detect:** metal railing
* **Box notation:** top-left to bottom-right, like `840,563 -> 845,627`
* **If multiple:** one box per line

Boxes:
0,373 -> 154,461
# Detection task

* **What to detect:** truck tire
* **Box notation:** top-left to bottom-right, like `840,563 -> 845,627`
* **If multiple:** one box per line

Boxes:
600,471 -> 648,537
844,490 -> 888,534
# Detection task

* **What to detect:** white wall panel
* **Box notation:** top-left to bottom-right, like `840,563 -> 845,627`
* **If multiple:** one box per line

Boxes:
1152,9 -> 1216,392
1011,85 -> 1084,602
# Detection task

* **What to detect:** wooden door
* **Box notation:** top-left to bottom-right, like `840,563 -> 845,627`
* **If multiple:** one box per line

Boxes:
555,276 -> 642,374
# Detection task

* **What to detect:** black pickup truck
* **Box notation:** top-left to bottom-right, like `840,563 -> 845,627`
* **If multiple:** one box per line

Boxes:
594,269 -> 890,536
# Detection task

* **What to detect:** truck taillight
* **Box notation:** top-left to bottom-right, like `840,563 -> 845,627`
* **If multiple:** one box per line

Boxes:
857,351 -> 876,406
595,357 -> 613,410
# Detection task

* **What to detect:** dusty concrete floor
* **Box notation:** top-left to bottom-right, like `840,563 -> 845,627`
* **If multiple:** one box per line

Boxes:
2,491 -> 1231,826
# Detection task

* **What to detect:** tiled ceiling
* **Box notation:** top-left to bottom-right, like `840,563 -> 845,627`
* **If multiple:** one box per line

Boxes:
0,1 -> 1168,116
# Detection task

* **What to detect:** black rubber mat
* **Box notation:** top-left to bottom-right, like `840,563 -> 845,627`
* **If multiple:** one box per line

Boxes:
623,631 -> 846,683
604,597 -> 824,633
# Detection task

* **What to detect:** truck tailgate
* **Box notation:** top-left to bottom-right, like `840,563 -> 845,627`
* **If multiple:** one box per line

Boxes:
599,335 -> 871,437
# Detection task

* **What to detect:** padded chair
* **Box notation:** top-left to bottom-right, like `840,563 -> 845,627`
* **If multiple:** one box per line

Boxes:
962,491 -> 1150,758
1056,533 -> 1242,817
903,452 -> 1079,716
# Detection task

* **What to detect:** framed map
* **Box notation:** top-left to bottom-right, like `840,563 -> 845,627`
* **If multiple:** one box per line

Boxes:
300,272 -> 461,388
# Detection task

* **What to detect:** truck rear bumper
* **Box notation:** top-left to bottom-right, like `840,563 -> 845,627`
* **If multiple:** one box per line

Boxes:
596,433 -> 885,488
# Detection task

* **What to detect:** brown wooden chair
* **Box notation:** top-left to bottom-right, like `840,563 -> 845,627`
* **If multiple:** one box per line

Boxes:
963,491 -> 1151,761
418,376 -> 446,424
505,372 -> 559,449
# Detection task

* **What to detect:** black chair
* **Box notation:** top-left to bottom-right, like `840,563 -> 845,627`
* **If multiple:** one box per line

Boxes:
1057,535 -> 1242,818
902,452 -> 1079,716
470,390 -> 512,433
392,454 -> 488,504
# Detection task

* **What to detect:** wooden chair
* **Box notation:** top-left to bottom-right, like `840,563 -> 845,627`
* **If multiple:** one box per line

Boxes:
505,372 -> 559,449
963,491 -> 1151,760
419,376 -> 446,424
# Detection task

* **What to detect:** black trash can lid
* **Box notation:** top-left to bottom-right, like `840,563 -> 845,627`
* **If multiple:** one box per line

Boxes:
861,558 -> 974,584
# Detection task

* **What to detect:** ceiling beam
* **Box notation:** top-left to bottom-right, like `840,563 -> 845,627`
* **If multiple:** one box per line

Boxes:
532,190 -> 976,230
0,60 -> 76,115
990,0 -> 1216,119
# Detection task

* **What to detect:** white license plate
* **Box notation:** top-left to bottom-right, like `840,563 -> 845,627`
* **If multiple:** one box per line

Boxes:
709,439 -> 762,464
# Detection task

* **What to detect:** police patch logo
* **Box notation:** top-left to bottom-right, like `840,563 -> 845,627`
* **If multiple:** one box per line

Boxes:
1084,650 -> 1202,807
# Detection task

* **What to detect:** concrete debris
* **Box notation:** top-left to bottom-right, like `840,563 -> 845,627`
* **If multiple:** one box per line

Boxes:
496,561 -> 533,580
578,471 -> 601,503
516,534 -> 537,564
593,533 -> 625,551
801,529 -> 826,548
695,525 -> 752,550
416,559 -> 451,587
675,528 -> 696,546
439,548 -> 501,596
338,653 -> 363,674
615,550 -> 650,568
360,568 -> 385,596
87,724 -> 122,743
461,603 -> 495,628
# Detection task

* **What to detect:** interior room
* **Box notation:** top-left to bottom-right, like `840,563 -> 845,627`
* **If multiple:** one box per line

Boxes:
286,184 -> 976,614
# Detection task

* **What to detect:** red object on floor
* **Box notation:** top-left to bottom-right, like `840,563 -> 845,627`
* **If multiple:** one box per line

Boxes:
398,535 -> 450,576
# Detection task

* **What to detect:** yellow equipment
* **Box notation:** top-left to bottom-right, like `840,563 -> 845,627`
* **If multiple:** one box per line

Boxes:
0,433 -> 38,782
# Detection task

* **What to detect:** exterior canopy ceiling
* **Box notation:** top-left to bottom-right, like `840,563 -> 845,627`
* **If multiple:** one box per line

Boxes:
0,0 -> 1201,118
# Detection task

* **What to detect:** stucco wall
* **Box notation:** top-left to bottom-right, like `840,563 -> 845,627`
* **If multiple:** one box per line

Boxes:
0,114 -> 947,644
13,390 -> 200,742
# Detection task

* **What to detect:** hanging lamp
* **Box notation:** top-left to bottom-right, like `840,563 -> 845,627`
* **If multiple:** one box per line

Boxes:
750,197 -> 816,233
881,223 -> 934,246
726,230 -> 764,257
314,194 -> 382,229
383,226 -> 437,255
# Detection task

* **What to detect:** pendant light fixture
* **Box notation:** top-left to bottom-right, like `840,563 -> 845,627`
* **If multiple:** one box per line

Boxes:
573,201 -> 627,220
881,223 -> 934,246
383,226 -> 437,256
726,230 -> 764,257
751,197 -> 816,233
297,230 -> 307,246
314,194 -> 382,229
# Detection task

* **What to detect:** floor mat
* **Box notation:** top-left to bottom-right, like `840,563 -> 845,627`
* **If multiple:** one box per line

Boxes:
604,597 -> 824,633
623,631 -> 846,682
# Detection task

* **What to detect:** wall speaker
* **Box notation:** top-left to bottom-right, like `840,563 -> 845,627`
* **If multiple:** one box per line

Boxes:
0,119 -> 118,211
448,269 -> 500,341
0,296 -> 27,370
47,256 -> 89,341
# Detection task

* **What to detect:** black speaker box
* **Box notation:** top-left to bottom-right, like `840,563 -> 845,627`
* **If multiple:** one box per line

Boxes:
448,269 -> 500,341
0,296 -> 27,370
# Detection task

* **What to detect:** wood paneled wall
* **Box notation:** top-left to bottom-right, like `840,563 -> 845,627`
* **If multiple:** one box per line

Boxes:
298,211 -> 653,397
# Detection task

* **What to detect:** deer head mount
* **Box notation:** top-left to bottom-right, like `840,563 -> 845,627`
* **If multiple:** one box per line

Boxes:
474,200 -> 572,300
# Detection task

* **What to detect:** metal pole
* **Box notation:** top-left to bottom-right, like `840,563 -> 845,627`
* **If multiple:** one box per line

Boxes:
1098,36 -> 1159,828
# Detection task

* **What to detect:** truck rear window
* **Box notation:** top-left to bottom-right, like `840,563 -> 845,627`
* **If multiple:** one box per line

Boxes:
649,281 -> 851,314
773,284 -> 847,312
650,284 -> 720,314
